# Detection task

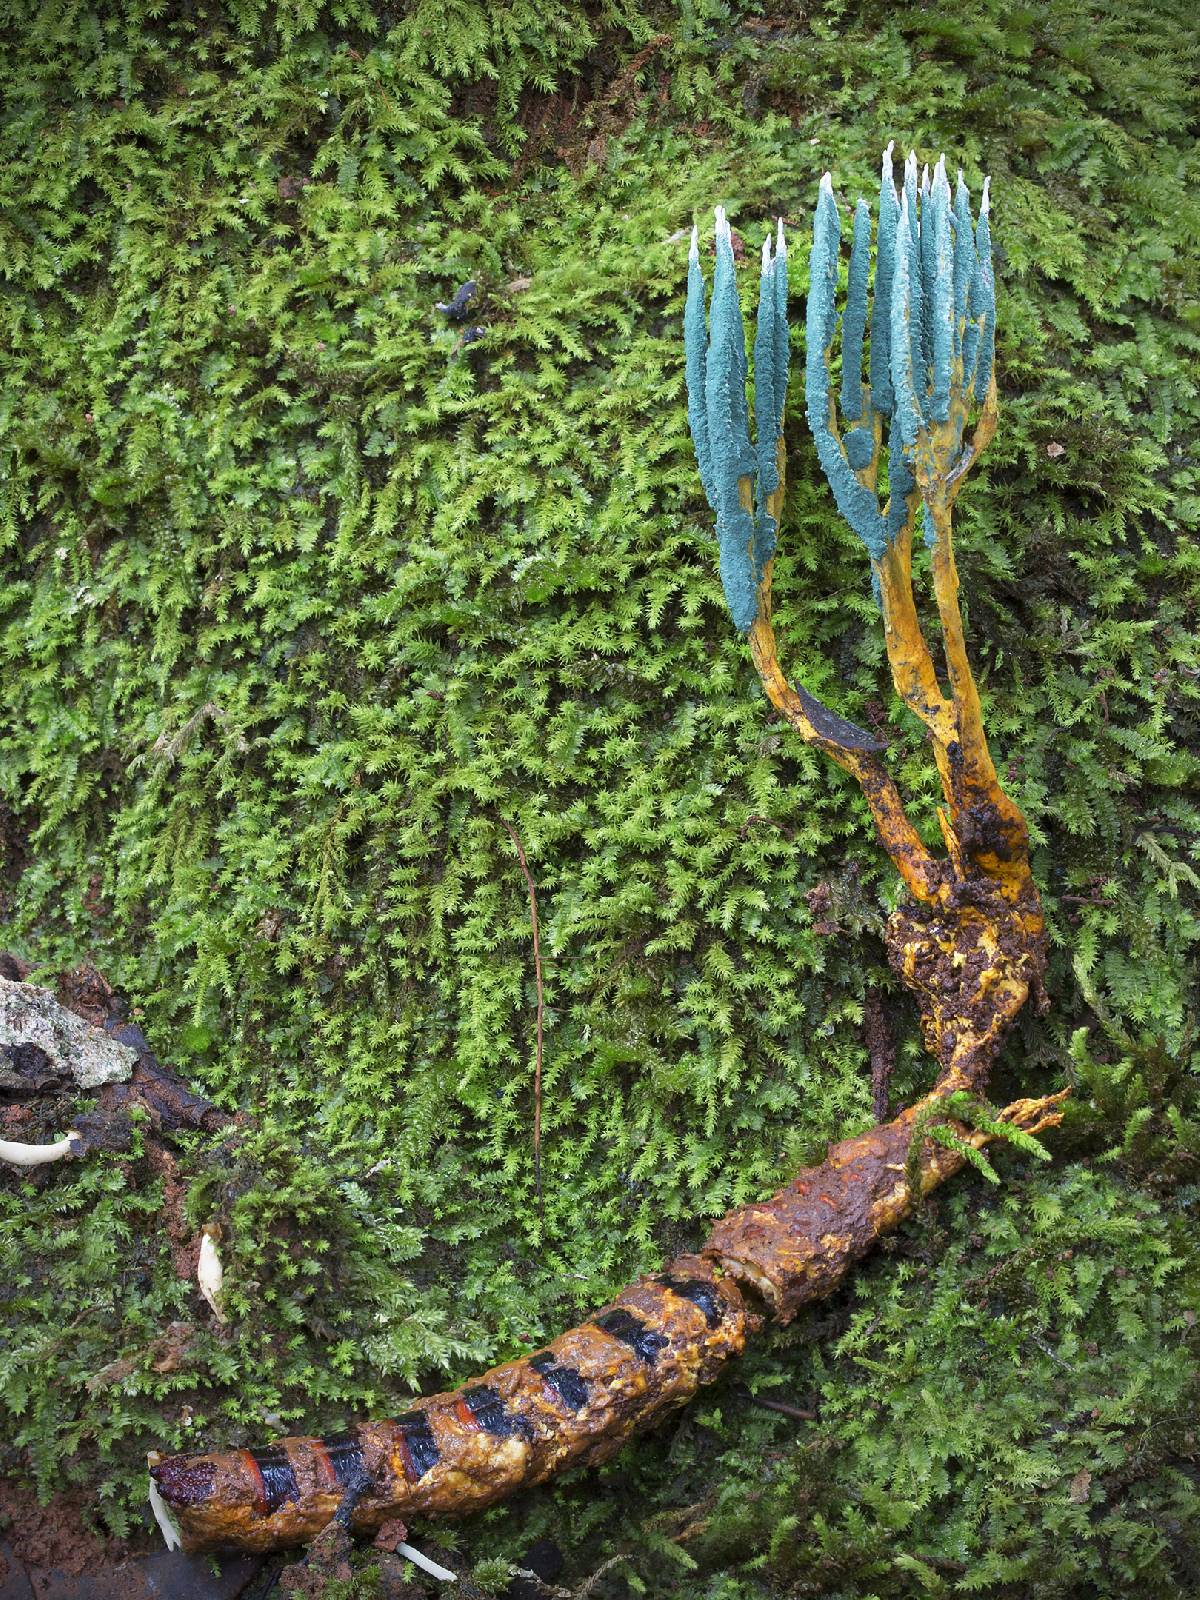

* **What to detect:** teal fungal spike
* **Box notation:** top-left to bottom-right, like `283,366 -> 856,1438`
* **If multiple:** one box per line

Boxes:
753,234 -> 778,483
952,171 -> 974,331
869,143 -> 899,416
684,153 -> 998,613
684,226 -> 715,506
753,219 -> 790,575
971,178 -> 996,403
840,199 -> 872,422
928,157 -> 955,423
682,207 -> 790,633
843,425 -> 875,471
806,173 -> 887,558
902,153 -> 925,379
919,163 -> 937,373
884,414 -> 918,543
903,151 -> 919,240
754,230 -> 783,499
890,191 -> 926,454
706,208 -> 759,631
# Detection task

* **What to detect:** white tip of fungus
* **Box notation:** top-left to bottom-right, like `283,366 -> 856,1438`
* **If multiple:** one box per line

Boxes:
776,216 -> 786,257
883,139 -> 895,168
198,1225 -> 226,1323
148,1473 -> 183,1551
689,223 -> 699,262
819,171 -> 834,202
0,1132 -> 80,1167
921,163 -> 930,191
761,232 -> 772,274
982,176 -> 991,214
396,1542 -> 457,1583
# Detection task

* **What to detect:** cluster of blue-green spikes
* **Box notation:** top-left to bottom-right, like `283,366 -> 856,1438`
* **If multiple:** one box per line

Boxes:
685,207 -> 789,633
805,145 -> 996,560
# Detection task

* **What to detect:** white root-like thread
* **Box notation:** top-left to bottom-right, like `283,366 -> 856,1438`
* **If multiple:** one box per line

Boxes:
396,1542 -> 457,1582
147,1457 -> 183,1551
0,1132 -> 80,1167
197,1225 -> 226,1322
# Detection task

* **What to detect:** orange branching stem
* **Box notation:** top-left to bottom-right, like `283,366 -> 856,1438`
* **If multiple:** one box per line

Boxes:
739,466 -> 944,906
686,157 -> 1049,1101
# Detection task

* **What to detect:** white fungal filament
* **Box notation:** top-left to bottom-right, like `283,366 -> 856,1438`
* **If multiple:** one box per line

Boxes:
147,1460 -> 183,1551
198,1227 -> 226,1322
0,1132 -> 79,1166
396,1541 -> 457,1583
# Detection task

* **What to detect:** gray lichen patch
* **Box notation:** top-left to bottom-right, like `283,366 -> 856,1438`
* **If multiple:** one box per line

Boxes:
0,976 -> 135,1091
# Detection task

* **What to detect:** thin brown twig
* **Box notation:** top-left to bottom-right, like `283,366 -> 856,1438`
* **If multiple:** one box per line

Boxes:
499,817 -> 545,1226
735,1385 -> 818,1422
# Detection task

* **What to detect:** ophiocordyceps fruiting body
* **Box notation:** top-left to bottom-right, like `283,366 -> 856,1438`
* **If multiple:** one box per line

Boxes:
151,150 -> 1064,1556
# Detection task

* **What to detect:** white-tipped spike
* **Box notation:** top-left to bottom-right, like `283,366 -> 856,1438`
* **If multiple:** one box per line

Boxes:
957,167 -> 964,188
689,223 -> 699,262
819,170 -> 833,196
776,216 -> 786,257
921,163 -> 930,191
761,233 -> 772,274
883,139 -> 895,173
982,176 -> 991,214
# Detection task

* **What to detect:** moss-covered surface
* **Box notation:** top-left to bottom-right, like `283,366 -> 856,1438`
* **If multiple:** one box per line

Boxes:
2,1 -> 1198,1593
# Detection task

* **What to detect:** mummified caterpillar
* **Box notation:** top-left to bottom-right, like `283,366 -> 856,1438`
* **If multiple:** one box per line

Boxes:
151,1085 -> 1065,1554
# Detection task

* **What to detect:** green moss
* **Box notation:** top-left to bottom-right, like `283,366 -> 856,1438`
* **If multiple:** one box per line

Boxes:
1,0 -> 1198,1591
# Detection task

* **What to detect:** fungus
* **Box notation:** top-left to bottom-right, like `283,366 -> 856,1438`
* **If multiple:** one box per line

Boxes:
0,1131 -> 81,1166
147,1456 -> 184,1551
149,154 -> 1064,1559
197,1223 -> 226,1322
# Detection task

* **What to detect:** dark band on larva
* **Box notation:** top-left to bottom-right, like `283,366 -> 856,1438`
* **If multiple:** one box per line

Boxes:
320,1430 -> 368,1490
592,1308 -> 669,1363
458,1385 -> 531,1441
528,1352 -> 589,1410
393,1411 -> 440,1480
247,1446 -> 300,1515
657,1275 -> 726,1329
